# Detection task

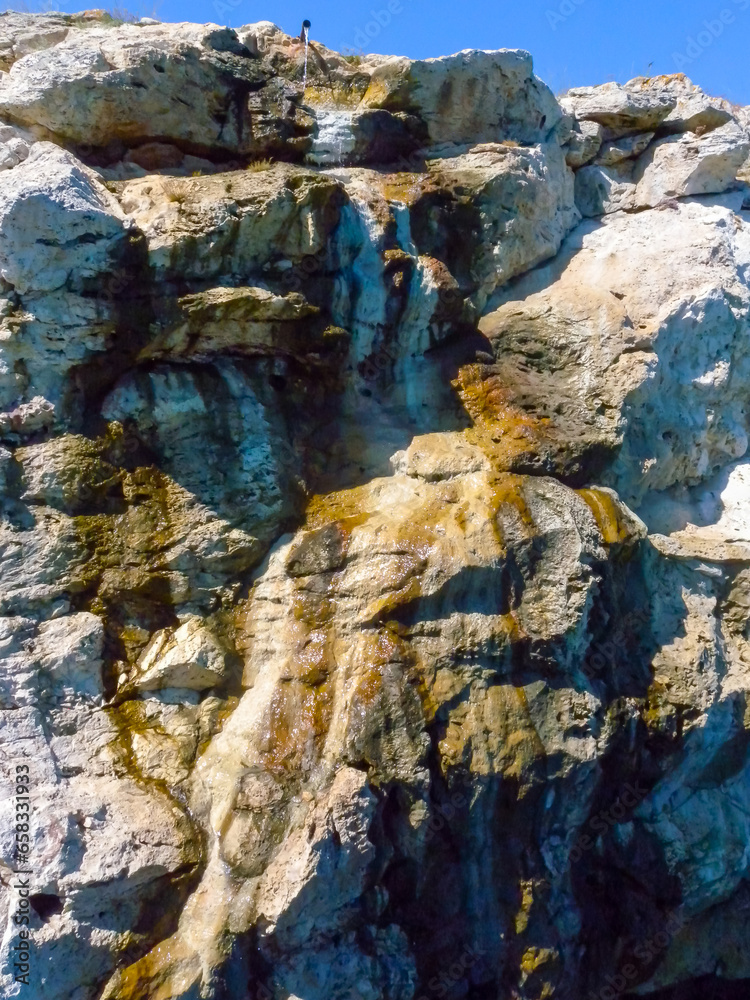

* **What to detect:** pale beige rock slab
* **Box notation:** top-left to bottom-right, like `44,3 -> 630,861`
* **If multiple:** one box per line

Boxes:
132,618 -> 227,692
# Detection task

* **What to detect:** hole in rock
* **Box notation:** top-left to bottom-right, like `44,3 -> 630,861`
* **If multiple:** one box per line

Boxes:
30,894 -> 64,921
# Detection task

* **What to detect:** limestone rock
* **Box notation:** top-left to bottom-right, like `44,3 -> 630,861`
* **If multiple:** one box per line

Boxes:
114,164 -> 344,283
1,14 -> 750,1000
0,142 -> 127,294
633,120 -> 750,206
0,11 -> 75,70
0,122 -> 33,170
565,73 -> 735,147
0,22 -> 272,159
560,80 -> 676,135
478,193 -> 750,501
594,130 -> 654,165
16,434 -> 122,513
419,141 -> 579,307
143,285 -> 320,360
0,17 -> 564,168
563,117 -> 603,168
98,465 -> 640,1000
575,121 -> 749,216
627,73 -> 736,135
574,160 -> 636,216
132,618 -> 227,692
361,48 -> 562,147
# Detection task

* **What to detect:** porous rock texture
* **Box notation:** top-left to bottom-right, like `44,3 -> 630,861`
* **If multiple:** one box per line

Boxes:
0,12 -> 749,1000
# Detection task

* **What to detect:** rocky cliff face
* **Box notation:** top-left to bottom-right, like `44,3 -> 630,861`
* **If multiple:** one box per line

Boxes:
1,11 -> 750,1000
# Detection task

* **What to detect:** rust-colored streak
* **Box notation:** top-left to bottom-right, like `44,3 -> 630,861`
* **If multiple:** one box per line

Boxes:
454,364 -> 550,470
577,488 -> 632,545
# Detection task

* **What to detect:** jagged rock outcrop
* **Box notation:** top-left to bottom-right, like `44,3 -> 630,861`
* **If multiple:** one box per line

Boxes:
1,13 -> 749,1000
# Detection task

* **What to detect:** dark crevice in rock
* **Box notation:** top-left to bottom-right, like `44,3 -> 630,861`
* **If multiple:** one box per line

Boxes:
66,229 -> 156,438
29,893 -> 64,921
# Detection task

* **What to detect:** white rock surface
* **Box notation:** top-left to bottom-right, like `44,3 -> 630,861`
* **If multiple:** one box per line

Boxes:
362,48 -> 562,147
0,142 -> 126,294
480,193 -> 750,503
634,120 -> 750,207
0,22 -> 266,156
560,80 -> 676,134
132,619 -> 227,691
0,14 -> 749,1000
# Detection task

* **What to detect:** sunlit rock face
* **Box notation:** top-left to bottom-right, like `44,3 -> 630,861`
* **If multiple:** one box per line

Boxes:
0,12 -> 749,1000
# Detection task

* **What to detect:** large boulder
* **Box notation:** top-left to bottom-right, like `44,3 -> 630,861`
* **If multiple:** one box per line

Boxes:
477,192 -> 750,501
0,22 -> 275,159
0,142 -> 127,293
361,48 -> 562,147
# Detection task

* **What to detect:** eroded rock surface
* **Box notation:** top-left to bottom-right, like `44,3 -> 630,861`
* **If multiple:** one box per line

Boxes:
1,12 -> 750,1000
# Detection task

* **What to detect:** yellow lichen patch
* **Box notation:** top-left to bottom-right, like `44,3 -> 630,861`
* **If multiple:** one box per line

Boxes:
515,880 -> 536,935
360,76 -> 396,109
303,80 -> 368,107
498,611 -> 526,645
643,680 -> 678,735
292,588 -> 335,629
487,474 -> 537,531
438,682 -> 546,785
106,699 -> 198,799
380,173 -> 428,205
294,629 -> 333,685
105,699 -> 152,785
577,488 -> 632,545
347,628 -> 416,727
350,629 -> 401,701
456,365 -> 550,470
351,660 -> 385,711
519,946 -> 558,997
305,487 -> 374,529
360,502 -> 446,621
415,664 -> 461,724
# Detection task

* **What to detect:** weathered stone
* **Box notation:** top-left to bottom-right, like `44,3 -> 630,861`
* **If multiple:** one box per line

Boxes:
0,142 -> 127,294
0,22 -> 273,159
478,193 -> 750,501
574,160 -> 636,216
627,73 -> 735,135
1,14 -> 750,1000
563,118 -> 603,168
633,120 -> 750,206
131,618 -> 227,691
560,80 -> 676,134
594,130 -> 654,165
361,48 -> 562,147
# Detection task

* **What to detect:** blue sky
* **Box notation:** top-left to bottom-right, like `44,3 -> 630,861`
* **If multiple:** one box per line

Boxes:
17,0 -> 750,105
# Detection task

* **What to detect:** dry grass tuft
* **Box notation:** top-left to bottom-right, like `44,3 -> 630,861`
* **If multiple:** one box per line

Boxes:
162,178 -> 187,205
245,158 -> 274,173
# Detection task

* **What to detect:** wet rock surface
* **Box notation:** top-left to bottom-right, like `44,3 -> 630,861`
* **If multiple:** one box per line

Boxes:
0,14 -> 749,1000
